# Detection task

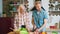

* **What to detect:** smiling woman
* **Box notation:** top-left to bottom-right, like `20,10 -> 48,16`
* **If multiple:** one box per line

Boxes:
14,4 -> 33,32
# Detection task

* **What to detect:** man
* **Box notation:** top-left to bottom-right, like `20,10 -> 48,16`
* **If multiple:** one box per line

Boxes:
14,4 -> 33,32
32,1 -> 48,32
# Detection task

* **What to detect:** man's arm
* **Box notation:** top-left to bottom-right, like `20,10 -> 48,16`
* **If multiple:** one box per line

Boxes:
37,19 -> 48,31
36,11 -> 48,31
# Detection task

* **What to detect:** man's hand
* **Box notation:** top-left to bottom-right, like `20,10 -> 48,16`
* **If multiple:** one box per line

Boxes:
35,28 -> 41,32
34,29 -> 39,34
35,29 -> 39,32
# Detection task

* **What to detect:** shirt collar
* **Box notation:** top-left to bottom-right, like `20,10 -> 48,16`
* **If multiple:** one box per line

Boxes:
35,9 -> 43,14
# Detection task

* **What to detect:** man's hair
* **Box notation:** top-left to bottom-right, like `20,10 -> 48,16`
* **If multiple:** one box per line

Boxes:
35,1 -> 41,5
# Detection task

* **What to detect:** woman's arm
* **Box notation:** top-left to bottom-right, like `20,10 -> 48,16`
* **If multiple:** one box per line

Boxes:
14,14 -> 19,29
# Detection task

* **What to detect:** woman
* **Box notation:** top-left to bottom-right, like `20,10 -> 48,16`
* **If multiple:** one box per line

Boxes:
14,4 -> 33,32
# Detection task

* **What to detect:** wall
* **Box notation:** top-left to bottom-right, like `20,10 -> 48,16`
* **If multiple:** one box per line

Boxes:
28,0 -> 35,10
42,0 -> 49,12
0,0 -> 2,17
46,15 -> 60,28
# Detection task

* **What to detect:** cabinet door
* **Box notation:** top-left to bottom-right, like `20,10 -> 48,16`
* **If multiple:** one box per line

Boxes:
0,17 -> 14,34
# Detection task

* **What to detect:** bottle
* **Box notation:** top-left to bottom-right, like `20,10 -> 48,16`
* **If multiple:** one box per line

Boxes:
55,23 -> 58,29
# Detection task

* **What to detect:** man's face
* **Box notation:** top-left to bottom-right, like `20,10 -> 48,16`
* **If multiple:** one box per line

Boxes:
35,4 -> 41,11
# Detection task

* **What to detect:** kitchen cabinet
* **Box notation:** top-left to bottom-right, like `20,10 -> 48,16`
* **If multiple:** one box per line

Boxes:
0,17 -> 14,34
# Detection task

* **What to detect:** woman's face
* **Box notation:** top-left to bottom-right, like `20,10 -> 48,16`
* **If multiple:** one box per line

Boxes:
35,4 -> 41,11
20,5 -> 26,12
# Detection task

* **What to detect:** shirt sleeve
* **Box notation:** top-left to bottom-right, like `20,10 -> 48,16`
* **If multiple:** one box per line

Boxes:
44,11 -> 49,19
32,11 -> 34,17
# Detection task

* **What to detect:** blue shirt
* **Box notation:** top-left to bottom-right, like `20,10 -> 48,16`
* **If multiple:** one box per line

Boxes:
32,9 -> 48,28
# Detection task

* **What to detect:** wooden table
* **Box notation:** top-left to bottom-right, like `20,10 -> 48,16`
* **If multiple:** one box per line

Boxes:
8,32 -> 34,34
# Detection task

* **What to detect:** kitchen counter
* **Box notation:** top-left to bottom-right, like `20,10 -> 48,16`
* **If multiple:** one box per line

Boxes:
46,29 -> 60,32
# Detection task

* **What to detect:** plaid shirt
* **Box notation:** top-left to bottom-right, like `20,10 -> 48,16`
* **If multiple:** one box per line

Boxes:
14,12 -> 33,30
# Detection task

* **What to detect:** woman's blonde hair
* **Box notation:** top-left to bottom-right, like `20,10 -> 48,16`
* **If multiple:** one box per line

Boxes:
17,4 -> 25,13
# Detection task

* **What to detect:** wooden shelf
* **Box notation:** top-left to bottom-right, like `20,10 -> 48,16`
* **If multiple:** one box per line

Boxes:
49,11 -> 60,15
